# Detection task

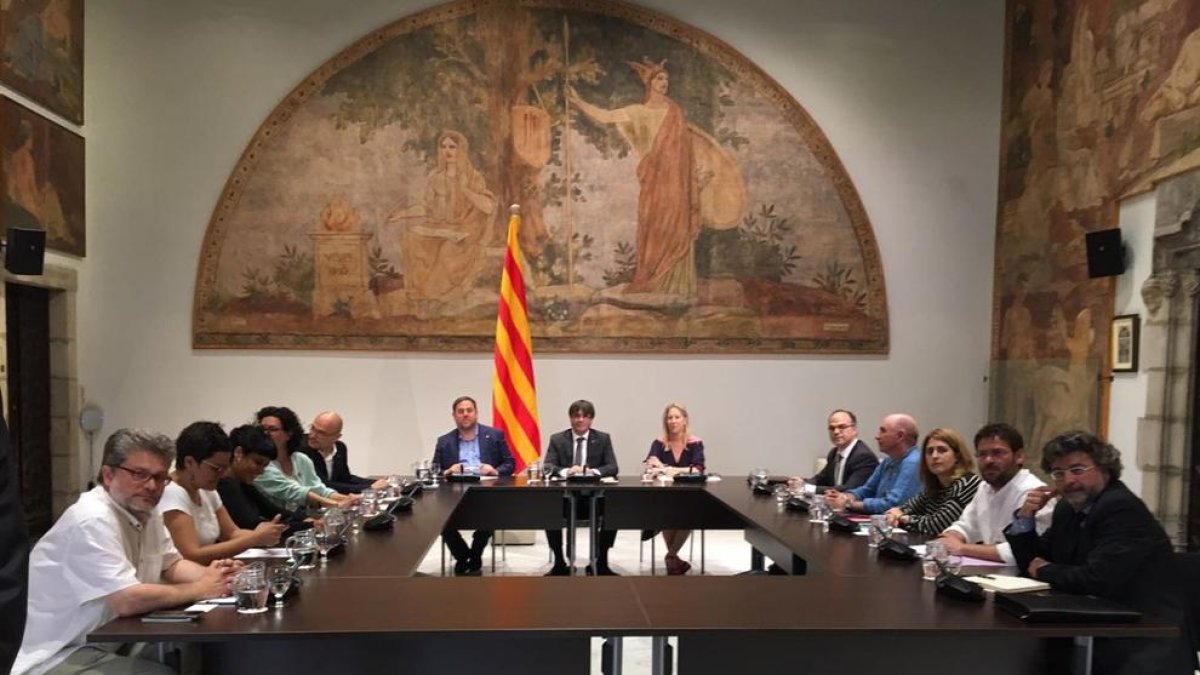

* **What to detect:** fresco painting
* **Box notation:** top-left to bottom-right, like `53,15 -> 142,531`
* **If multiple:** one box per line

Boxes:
0,95 -> 83,256
991,0 -> 1200,466
193,0 -> 887,353
0,0 -> 83,124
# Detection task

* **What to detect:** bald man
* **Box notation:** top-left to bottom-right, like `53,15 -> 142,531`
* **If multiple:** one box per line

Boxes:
301,411 -> 386,494
825,414 -> 922,515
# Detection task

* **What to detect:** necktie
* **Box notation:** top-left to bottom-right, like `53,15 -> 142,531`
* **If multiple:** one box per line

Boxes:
833,452 -> 844,487
574,437 -> 585,466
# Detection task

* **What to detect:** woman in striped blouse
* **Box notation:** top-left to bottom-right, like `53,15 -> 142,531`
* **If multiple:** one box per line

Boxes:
884,428 -> 980,535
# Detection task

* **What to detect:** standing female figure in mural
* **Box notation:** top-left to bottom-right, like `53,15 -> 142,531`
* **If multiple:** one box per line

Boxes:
568,60 -> 744,298
388,130 -> 496,302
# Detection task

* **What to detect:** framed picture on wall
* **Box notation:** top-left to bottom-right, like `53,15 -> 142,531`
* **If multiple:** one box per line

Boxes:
1110,314 -> 1139,373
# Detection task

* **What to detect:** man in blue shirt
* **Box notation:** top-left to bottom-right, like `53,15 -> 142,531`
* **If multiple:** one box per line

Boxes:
826,413 -> 921,514
433,396 -> 515,575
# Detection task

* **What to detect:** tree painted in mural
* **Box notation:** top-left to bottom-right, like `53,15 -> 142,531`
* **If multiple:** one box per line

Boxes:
193,0 -> 887,353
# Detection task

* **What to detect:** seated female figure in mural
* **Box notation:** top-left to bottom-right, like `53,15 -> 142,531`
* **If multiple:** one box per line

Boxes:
388,130 -> 496,301
568,60 -> 745,298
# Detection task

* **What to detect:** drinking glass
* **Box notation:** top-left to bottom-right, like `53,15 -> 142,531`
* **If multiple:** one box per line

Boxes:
314,522 -> 336,562
810,495 -> 829,523
286,530 -> 317,570
430,463 -> 442,486
749,468 -> 769,488
773,484 -> 790,505
387,474 -> 403,498
269,565 -> 293,607
234,566 -> 269,614
923,539 -> 949,579
360,489 -> 378,516
868,514 -> 892,548
324,508 -> 348,543
526,461 -> 542,484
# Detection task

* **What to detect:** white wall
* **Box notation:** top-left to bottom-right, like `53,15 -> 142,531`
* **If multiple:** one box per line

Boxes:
79,0 -> 1004,480
1107,191 -> 1156,495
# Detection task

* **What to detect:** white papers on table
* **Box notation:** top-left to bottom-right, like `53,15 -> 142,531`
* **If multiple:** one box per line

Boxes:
963,575 -> 1050,593
234,548 -> 290,559
183,604 -> 220,613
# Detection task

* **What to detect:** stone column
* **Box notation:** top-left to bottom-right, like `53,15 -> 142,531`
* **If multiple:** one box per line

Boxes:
1137,270 -> 1196,547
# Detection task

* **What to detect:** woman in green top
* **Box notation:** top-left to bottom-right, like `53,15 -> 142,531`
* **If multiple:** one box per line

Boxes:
252,406 -> 356,512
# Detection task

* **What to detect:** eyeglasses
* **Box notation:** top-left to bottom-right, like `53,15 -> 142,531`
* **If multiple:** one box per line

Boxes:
828,424 -> 855,432
201,459 -> 230,473
1049,464 -> 1097,482
261,425 -> 283,433
309,425 -> 338,437
114,465 -> 172,485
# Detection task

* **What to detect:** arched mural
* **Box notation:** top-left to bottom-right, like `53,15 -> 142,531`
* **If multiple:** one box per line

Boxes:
193,0 -> 888,353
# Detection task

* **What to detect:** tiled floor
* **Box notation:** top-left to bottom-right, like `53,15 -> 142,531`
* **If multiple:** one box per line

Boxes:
415,529 -> 755,673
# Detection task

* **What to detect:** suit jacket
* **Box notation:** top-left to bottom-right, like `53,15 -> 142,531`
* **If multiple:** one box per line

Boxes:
301,438 -> 374,494
543,429 -> 618,477
1006,480 -> 1194,675
810,439 -> 877,490
0,411 -> 27,674
432,424 -> 515,476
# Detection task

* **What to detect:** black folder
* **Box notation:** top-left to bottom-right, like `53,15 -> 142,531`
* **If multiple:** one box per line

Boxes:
994,591 -> 1142,623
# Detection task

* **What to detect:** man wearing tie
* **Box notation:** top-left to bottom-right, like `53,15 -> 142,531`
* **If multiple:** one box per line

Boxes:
433,396 -> 515,576
542,400 -> 619,576
794,409 -> 878,492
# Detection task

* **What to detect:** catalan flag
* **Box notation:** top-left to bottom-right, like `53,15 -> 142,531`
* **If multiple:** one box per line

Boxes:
491,205 -> 540,472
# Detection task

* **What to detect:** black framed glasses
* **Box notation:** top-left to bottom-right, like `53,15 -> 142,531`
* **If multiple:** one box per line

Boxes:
114,465 -> 172,485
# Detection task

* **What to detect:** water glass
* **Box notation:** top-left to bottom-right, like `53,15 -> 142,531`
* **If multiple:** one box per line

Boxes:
324,508 -> 348,542
810,495 -> 829,523
234,565 -> 269,614
314,522 -> 337,561
360,489 -> 378,516
526,461 -> 542,483
269,565 -> 293,607
429,463 -> 442,486
387,475 -> 403,498
749,467 -> 769,488
773,484 -> 790,505
923,539 -> 949,579
868,514 -> 892,548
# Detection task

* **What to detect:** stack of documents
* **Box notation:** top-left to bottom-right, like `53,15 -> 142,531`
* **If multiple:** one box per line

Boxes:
963,574 -> 1050,593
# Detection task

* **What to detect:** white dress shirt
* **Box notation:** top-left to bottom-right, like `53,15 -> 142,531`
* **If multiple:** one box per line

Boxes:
943,468 -> 1054,565
14,486 -> 182,675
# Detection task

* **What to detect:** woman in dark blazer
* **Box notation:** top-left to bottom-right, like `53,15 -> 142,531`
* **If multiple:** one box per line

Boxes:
644,402 -> 705,575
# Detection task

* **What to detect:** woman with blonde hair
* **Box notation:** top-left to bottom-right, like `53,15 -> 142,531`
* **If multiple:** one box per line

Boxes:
643,403 -> 705,575
884,427 -> 980,535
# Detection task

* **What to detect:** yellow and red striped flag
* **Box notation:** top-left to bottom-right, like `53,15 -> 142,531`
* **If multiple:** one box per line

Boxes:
491,205 -> 540,473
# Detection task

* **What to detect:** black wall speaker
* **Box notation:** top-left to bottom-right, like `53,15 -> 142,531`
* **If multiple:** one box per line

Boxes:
1085,228 -> 1125,278
5,227 -> 46,275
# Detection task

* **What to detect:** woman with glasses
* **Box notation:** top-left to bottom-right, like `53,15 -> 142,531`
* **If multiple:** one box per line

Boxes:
884,428 -> 981,535
252,406 -> 356,512
217,424 -> 311,538
160,421 -> 287,564
642,402 -> 706,575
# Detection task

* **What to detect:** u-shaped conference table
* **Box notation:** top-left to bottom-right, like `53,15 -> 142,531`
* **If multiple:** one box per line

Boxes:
90,476 -> 1175,675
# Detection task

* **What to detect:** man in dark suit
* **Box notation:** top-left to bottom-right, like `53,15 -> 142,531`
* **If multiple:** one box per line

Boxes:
0,395 -> 28,674
796,409 -> 878,492
1005,431 -> 1195,675
434,396 -> 515,575
542,400 -> 619,576
301,411 -> 386,494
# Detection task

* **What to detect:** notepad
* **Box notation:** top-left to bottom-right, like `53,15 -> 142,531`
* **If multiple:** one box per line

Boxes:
234,548 -> 290,559
963,575 -> 1050,594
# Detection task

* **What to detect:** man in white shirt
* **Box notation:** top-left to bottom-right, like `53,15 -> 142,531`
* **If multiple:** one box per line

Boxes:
14,428 -> 238,675
936,422 -> 1053,564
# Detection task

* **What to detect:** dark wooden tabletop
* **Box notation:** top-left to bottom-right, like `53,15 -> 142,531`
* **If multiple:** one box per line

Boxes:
90,476 -> 1178,642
